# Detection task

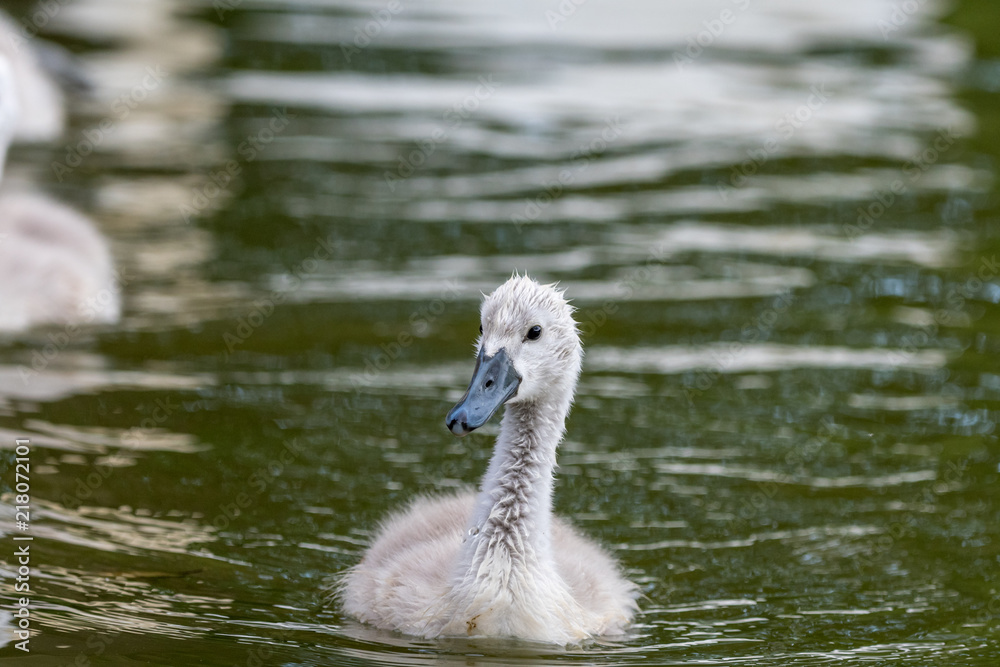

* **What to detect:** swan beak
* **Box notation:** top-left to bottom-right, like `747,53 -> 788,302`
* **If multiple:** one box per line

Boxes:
446,348 -> 521,436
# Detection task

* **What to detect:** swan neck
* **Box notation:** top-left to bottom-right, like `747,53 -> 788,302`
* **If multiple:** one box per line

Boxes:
462,396 -> 569,572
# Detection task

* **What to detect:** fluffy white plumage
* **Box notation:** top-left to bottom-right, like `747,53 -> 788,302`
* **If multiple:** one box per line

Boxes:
0,13 -> 66,144
0,192 -> 121,332
338,275 -> 639,644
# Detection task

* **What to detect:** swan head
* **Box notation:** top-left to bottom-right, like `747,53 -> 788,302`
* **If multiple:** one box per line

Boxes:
446,275 -> 582,436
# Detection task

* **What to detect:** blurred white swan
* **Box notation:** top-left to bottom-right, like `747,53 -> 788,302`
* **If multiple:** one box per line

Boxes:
0,48 -> 120,332
0,191 -> 121,332
0,10 -> 68,143
339,275 -> 639,644
0,54 -> 17,178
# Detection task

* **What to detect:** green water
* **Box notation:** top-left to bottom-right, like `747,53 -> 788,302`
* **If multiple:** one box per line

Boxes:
1,0 -> 1000,664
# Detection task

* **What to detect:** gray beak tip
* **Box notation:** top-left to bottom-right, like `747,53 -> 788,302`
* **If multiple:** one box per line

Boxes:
445,406 -> 473,436
446,417 -> 471,437
445,347 -> 521,436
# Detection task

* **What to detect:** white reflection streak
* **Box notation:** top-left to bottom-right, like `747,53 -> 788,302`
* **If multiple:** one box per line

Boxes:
586,343 -> 951,375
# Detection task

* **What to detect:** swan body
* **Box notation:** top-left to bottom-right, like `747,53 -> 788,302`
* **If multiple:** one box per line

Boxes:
339,275 -> 638,644
0,191 -> 121,332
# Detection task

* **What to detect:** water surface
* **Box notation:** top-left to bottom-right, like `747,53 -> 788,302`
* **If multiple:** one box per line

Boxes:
1,0 -> 999,664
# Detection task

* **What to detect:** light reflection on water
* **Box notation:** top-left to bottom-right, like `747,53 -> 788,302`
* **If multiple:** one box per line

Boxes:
0,0 -> 998,664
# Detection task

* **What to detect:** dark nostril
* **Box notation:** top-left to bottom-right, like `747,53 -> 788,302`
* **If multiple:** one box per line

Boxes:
485,379 -> 494,388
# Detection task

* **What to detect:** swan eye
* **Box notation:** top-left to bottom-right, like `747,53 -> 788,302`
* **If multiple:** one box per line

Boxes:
526,325 -> 542,341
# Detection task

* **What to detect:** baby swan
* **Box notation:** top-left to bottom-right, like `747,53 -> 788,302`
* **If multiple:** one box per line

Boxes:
339,275 -> 638,644
0,53 -> 120,333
